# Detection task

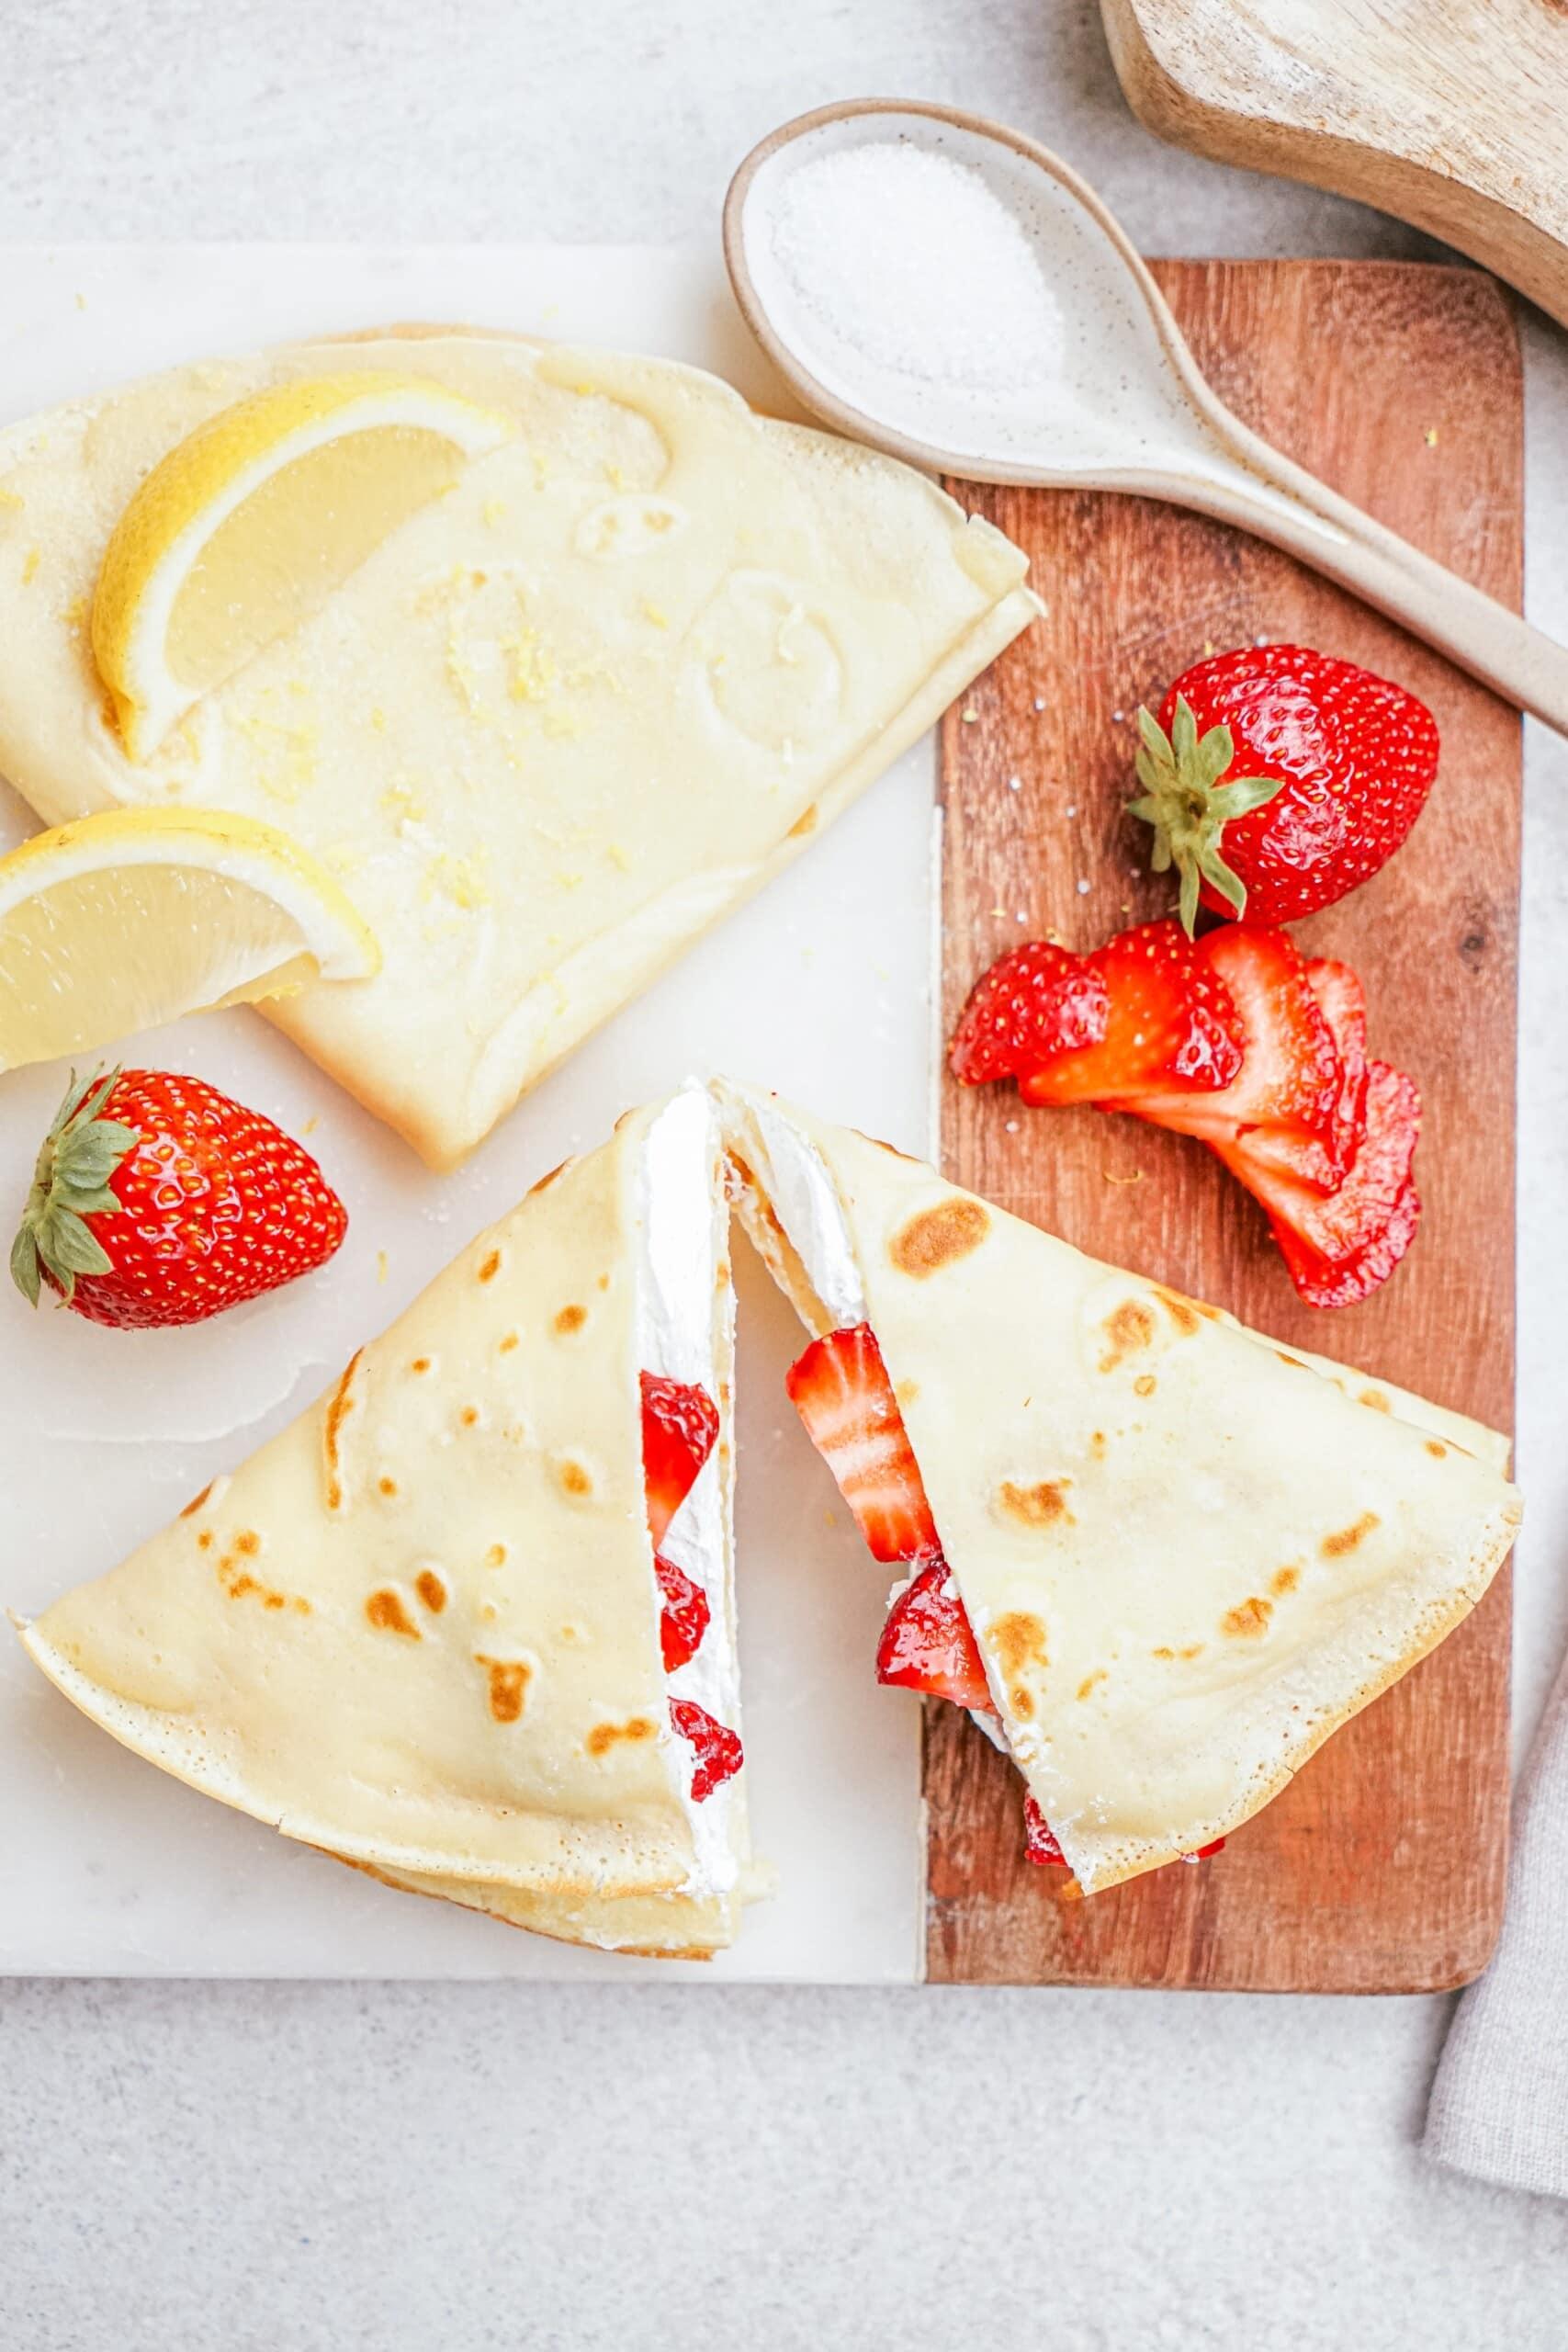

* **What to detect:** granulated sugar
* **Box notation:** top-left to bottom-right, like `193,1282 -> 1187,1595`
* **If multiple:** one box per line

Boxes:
741,121 -> 1238,479
765,141 -> 1064,395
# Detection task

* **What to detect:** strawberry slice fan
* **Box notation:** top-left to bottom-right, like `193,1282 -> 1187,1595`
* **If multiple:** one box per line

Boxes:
950,917 -> 1421,1309
784,1322 -> 1215,1877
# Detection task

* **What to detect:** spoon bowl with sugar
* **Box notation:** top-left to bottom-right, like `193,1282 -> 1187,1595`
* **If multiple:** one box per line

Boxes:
725,98 -> 1568,736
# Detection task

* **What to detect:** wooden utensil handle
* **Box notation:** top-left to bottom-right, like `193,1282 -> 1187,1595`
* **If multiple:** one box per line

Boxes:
1181,425 -> 1568,735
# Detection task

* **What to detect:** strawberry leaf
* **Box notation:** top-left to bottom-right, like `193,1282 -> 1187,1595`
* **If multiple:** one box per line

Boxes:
1128,700 -> 1283,935
11,1065 -> 131,1309
1208,775 -> 1283,822
9,1226 -> 40,1309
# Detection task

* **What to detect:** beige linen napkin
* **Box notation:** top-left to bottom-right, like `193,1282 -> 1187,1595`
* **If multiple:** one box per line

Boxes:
1426,1641 -> 1568,2198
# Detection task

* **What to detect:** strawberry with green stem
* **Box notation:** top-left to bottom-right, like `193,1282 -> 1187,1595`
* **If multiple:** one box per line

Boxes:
11,1067 -> 347,1329
1130,645 -> 1439,932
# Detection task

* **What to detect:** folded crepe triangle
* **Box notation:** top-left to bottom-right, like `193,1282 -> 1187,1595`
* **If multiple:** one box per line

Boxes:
716,1080 -> 1521,1894
20,1084 -> 760,1959
18,1078 -> 1522,1950
0,328 -> 1040,1167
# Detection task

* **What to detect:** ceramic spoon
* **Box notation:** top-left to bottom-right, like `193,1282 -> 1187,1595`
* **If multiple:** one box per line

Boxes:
725,97 -> 1568,737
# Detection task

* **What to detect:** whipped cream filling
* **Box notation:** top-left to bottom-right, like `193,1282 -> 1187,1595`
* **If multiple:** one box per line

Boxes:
736,1094 -> 867,1327
637,1084 -> 742,1899
734,1095 -> 1033,1795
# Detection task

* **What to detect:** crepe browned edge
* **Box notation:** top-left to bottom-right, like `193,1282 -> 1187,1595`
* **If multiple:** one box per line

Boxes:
716,1084 -> 1521,1893
17,1095 -> 751,1947
319,1849 -> 728,1960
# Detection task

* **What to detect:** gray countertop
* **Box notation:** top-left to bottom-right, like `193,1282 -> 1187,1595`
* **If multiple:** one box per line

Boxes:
6,3 -> 1568,2345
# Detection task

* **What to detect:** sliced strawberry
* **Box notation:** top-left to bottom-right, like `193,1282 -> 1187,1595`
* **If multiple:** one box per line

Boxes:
785,1323 -> 939,1564
1188,1838 -> 1227,1861
1130,924 -> 1344,1156
1218,1060 -> 1421,1308
1021,919 -> 1243,1104
948,939 -> 1109,1087
952,921 -> 1242,1105
669,1698 -> 743,1802
654,1553 -> 711,1673
641,1373 -> 720,1547
1304,956 -> 1371,1169
875,1555 -> 992,1711
1023,1794 -> 1066,1868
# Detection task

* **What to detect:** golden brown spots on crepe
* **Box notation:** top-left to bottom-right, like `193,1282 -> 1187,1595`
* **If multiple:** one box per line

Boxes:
497,1333 -> 519,1355
586,1714 -> 656,1757
1099,1299 -> 1156,1373
1427,1440 -> 1448,1459
217,1552 -> 305,1613
197,1530 -> 213,1551
1271,1566 -> 1302,1597
994,1611 -> 1049,1678
476,1655 -> 530,1724
378,1476 -> 399,1498
895,1379 -> 920,1408
787,801 -> 818,839
558,1458 -> 592,1498
234,1531 -> 260,1556
179,1481 -> 214,1520
366,1588 -> 420,1639
477,1249 -> 502,1283
889,1196 -> 989,1279
596,1272 -> 610,1292
1133,1374 -> 1156,1398
410,1356 -> 432,1375
1359,1388 -> 1392,1414
1322,1510 -> 1381,1559
994,1609 -> 1050,1709
554,1304 -> 586,1335
716,1260 -> 729,1288
998,1479 -> 1075,1529
1090,1431 -> 1106,1460
1155,1287 -> 1204,1336
459,1406 -> 480,1429
1152,1645 -> 1175,1660
530,1159 -> 569,1196
415,1569 -> 447,1615
1222,1597 -> 1273,1639
323,1349 -> 364,1512
486,1544 -> 507,1568
1077,1669 -> 1107,1702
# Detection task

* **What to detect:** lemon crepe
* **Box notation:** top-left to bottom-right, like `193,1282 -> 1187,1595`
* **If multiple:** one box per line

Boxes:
18,1087 -> 759,1958
0,329 -> 1039,1166
716,1081 -> 1521,1894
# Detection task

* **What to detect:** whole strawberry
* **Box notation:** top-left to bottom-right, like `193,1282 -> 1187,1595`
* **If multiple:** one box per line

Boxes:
1129,643 -> 1439,932
10,1068 -> 347,1329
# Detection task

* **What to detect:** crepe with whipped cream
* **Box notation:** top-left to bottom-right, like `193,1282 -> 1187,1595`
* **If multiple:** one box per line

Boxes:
17,1085 -> 759,1958
0,329 -> 1039,1166
716,1080 -> 1521,1894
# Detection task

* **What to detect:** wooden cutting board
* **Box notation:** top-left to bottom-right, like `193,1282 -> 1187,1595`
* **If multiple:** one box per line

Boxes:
1101,0 -> 1568,334
930,259 -> 1521,1993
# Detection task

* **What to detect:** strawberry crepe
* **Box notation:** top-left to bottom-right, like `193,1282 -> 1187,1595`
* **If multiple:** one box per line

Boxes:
717,1080 -> 1518,1893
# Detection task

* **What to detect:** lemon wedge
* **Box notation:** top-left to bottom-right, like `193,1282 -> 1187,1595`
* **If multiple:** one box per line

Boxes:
92,371 -> 513,760
0,806 -> 380,1072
